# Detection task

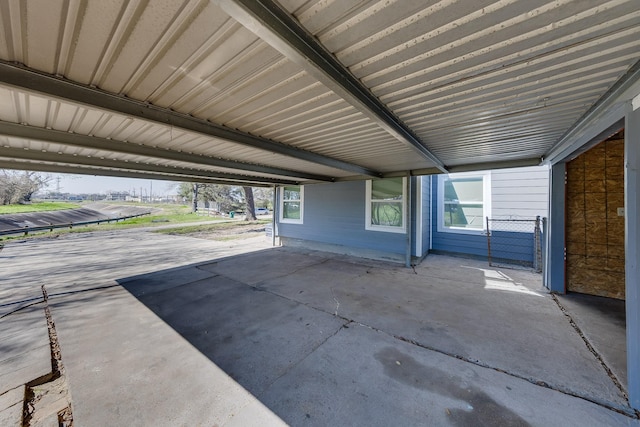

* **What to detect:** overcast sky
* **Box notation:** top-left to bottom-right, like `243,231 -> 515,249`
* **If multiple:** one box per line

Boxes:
45,173 -> 180,196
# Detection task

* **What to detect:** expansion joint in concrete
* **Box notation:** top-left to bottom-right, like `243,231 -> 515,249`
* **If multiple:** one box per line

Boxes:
551,294 -> 636,417
21,285 -> 74,427
358,321 -> 638,418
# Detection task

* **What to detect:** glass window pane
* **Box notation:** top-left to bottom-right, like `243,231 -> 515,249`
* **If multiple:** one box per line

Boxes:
283,201 -> 300,219
371,201 -> 402,227
444,177 -> 483,202
371,178 -> 403,200
444,202 -> 483,229
283,186 -> 300,201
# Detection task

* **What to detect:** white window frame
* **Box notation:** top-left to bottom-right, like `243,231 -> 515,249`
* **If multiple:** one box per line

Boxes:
437,172 -> 491,235
279,185 -> 304,224
365,177 -> 407,234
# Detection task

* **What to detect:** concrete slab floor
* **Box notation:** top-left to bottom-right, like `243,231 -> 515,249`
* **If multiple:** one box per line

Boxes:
0,230 -> 274,426
0,386 -> 25,427
1,230 -> 638,425
0,304 -> 51,395
218,252 -> 629,411
555,293 -> 627,392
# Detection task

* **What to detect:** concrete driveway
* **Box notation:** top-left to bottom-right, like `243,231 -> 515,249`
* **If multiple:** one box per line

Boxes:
1,230 -> 637,426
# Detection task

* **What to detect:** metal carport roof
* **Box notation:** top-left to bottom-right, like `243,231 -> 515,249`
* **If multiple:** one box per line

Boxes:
0,0 -> 639,185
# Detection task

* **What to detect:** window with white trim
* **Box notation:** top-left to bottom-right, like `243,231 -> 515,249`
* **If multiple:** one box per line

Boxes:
280,185 -> 303,224
438,172 -> 491,233
366,177 -> 406,233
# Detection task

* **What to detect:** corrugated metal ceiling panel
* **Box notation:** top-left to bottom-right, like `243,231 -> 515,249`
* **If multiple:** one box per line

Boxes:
0,0 -> 638,182
0,134 -> 307,184
0,85 -> 357,180
0,0 -> 439,179
290,0 -> 640,165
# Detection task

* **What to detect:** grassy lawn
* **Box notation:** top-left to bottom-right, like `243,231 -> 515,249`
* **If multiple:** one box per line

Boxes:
0,202 -> 80,214
63,210 -> 226,232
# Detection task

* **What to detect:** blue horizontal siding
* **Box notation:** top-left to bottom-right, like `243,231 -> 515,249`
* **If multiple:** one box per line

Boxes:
432,231 -> 488,257
278,180 -> 408,256
430,175 -> 536,265
488,231 -> 534,262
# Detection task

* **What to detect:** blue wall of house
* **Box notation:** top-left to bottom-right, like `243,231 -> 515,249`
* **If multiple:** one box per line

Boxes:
430,174 -> 485,258
430,166 -> 548,264
277,180 -> 409,256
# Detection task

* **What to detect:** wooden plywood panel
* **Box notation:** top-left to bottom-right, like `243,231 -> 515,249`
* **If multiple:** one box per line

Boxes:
567,269 -> 626,299
565,133 -> 625,299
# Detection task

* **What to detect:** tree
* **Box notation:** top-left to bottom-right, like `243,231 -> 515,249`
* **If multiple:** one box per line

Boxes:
243,186 -> 256,220
0,171 -> 50,205
200,185 -> 243,213
192,183 -> 198,213
252,187 -> 274,209
178,182 -> 267,220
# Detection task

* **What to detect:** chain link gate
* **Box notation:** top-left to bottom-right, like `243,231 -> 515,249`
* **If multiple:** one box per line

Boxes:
486,216 -> 543,272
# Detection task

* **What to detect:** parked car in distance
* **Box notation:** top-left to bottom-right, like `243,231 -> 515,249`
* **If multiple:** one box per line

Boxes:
255,208 -> 270,215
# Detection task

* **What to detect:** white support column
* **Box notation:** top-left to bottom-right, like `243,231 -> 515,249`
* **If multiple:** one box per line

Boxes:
405,175 -> 412,268
272,185 -> 277,247
625,106 -> 640,410
545,162 -> 566,292
414,177 -> 423,259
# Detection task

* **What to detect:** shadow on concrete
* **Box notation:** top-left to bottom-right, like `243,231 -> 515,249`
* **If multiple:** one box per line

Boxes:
101,247 -> 634,426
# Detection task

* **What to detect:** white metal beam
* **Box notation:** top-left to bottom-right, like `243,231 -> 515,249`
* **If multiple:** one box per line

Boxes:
0,121 -> 311,183
0,159 -> 273,187
217,0 -> 447,173
0,61 -> 381,178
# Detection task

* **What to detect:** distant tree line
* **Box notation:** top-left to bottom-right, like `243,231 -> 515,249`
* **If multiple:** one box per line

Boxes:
0,171 -> 50,205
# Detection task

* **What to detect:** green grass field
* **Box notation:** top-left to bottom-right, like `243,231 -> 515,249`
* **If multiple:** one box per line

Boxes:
0,202 -> 80,214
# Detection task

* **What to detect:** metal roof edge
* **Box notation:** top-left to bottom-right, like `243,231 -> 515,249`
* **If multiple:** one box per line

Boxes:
543,59 -> 640,164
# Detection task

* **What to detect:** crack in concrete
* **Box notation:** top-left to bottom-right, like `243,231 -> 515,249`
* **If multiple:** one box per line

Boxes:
349,321 -> 638,419
258,321 -> 351,398
22,285 -> 74,427
244,278 -> 638,418
169,256 -> 638,420
551,293 -> 637,417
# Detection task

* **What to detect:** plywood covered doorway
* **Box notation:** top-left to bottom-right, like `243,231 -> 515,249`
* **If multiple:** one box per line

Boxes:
565,132 -> 625,299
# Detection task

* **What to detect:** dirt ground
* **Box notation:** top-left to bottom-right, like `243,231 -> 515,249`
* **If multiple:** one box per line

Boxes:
164,222 -> 268,241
